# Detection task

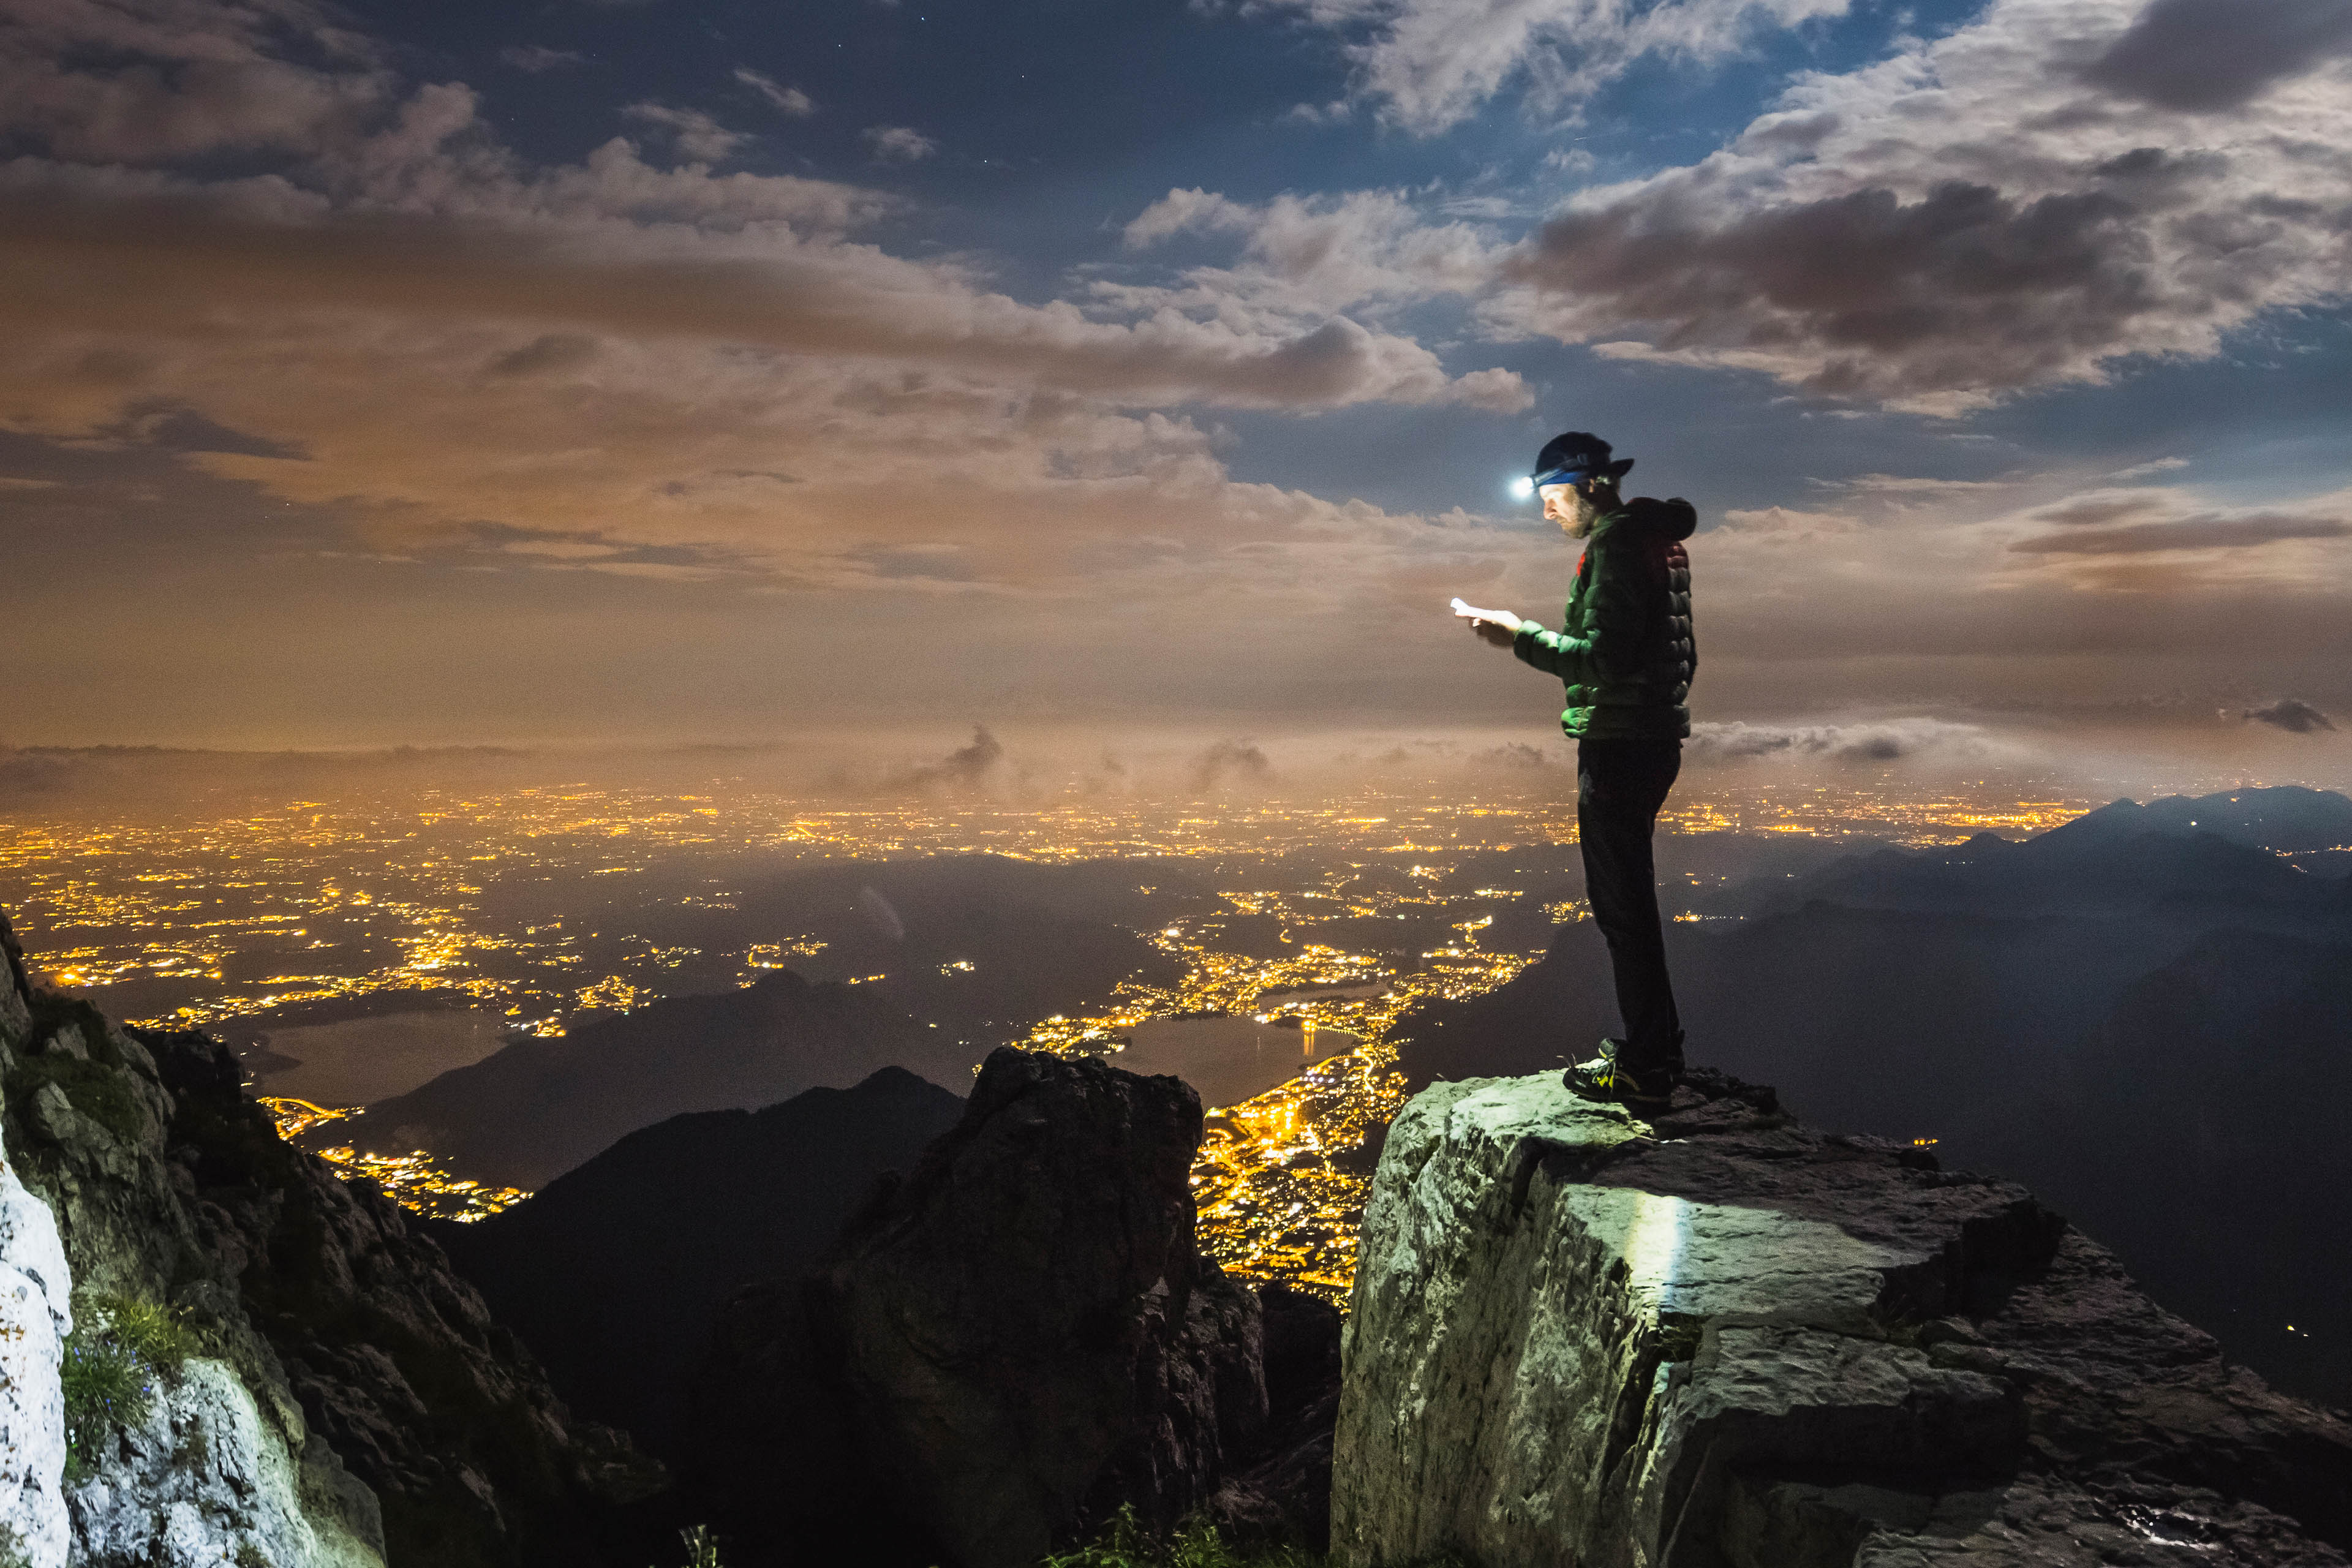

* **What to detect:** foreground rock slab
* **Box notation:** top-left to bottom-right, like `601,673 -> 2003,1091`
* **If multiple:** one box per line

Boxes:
1334,1069 -> 2352,1568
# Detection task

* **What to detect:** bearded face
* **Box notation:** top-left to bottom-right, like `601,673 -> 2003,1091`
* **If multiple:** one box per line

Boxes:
1542,483 -> 1611,538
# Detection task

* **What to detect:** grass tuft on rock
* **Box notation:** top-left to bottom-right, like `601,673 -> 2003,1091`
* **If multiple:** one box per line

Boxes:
6,1050 -> 146,1145
652,1525 -> 723,1568
59,1292 -> 199,1480
1042,1507 -> 1325,1568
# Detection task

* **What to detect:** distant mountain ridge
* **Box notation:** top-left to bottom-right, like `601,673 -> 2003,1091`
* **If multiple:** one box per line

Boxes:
2049,785 -> 2352,853
1721,785 -> 2352,922
337,968 -> 974,1189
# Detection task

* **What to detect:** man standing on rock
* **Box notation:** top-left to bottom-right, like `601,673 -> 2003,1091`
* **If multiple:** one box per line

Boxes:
1452,431 -> 1697,1110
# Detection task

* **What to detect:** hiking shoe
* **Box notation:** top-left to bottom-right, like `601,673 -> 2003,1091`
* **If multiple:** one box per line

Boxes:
1564,1039 -> 1676,1110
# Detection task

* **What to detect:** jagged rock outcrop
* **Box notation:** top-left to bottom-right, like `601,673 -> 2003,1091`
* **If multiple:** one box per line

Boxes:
690,1047 -> 1270,1568
0,906 -> 657,1567
1335,1069 -> 2352,1568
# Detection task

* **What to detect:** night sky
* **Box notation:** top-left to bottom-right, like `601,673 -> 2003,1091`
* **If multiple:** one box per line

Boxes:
2,0 -> 2348,771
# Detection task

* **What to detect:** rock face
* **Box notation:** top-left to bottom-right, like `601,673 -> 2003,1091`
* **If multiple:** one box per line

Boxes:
0,1038 -> 72,1568
1335,1069 -> 2352,1568
62,1354 -> 379,1568
690,1047 -> 1269,1568
0,905 -> 656,1567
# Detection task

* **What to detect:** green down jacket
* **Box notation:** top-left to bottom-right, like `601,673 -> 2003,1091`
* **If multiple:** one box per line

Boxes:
1512,496 -> 1698,740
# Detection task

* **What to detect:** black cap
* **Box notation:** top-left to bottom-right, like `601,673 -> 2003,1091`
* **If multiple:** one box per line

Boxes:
1529,431 -> 1634,488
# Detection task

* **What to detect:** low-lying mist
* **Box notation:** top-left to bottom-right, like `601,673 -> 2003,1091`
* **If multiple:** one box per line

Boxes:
3,707 -> 2343,822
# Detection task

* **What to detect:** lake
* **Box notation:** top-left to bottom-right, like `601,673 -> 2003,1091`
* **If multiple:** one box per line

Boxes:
1112,1015 -> 1360,1109
245,1007 -> 516,1106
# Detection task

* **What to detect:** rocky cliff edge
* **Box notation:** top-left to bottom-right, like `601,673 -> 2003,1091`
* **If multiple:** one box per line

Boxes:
1335,1069 -> 2352,1568
0,904 -> 656,1568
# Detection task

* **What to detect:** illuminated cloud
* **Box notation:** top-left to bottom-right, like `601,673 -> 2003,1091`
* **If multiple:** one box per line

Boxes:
620,102 -> 750,162
1262,0 -> 1852,133
863,124 -> 937,161
733,67 -> 815,117
1488,0 -> 2352,410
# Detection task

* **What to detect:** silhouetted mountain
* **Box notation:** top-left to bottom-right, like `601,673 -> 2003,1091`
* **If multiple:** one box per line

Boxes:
1973,927 -> 2352,1406
336,970 -> 972,1188
434,1068 -> 965,1459
2048,785 -> 2352,854
1395,786 -> 2352,1407
584,853 -> 1201,1050
1736,820 -> 2336,921
1402,905 -> 2200,1138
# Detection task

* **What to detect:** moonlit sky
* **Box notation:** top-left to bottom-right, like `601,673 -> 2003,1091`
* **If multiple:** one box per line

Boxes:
2,0 -> 2348,778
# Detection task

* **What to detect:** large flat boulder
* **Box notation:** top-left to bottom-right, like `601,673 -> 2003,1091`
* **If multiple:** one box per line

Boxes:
1334,1069 -> 2352,1567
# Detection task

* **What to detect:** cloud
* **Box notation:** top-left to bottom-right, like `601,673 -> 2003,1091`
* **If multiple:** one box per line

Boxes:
1686,717 -> 2005,763
2010,515 -> 2351,555
1826,473 -> 2013,497
1188,739 -> 1272,791
2082,0 -> 2352,111
485,333 -> 601,377
1714,505 -> 1856,539
2241,698 -> 2337,734
500,46 -> 586,73
2008,499 -> 2351,556
887,725 -> 1005,791
734,67 -> 814,117
1481,0 -> 2352,410
2108,456 -> 2189,480
1118,186 -> 1507,317
1261,0 -> 1851,134
620,101 -> 748,162
864,124 -> 937,162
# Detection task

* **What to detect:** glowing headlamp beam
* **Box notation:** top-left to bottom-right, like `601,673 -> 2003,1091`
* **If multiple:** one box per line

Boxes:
1509,475 -> 1535,499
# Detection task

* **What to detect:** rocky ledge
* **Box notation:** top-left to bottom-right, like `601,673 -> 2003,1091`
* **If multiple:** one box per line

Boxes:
1334,1069 -> 2352,1568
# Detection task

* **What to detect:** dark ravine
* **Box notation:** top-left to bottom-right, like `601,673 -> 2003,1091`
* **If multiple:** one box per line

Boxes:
0,904 -> 659,1568
1336,1067 -> 2352,1567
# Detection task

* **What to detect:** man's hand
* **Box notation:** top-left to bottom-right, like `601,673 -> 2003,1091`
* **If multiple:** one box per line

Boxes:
1452,597 -> 1524,649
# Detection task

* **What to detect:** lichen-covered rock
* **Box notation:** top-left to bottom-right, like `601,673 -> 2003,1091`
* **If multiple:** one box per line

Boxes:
1334,1069 -> 2352,1568
64,1357 -> 379,1568
0,1104 -> 72,1568
692,1047 -> 1267,1568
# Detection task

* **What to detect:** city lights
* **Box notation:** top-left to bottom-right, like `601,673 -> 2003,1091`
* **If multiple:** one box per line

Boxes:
5,778 -> 2093,1291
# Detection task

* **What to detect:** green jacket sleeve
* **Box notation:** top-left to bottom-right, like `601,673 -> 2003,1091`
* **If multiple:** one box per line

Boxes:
1512,620 -> 1586,680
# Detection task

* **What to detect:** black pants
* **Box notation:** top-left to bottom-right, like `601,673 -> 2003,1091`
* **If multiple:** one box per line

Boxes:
1577,736 -> 1683,1067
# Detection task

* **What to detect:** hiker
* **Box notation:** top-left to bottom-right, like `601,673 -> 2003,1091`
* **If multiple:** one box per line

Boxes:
1451,431 -> 1697,1110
